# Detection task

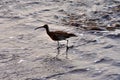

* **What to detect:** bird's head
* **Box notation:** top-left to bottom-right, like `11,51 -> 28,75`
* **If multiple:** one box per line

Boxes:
42,24 -> 48,29
34,24 -> 48,30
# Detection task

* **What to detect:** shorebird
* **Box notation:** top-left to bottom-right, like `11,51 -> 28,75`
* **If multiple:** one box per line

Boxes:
35,24 -> 77,58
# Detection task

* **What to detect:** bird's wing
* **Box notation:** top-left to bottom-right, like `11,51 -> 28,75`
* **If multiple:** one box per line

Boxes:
53,31 -> 68,35
52,31 -> 70,40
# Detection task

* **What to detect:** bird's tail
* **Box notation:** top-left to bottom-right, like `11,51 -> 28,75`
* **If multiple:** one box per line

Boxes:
69,33 -> 77,37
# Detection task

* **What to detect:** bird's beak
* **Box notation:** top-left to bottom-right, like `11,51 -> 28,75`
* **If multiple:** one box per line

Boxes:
34,26 -> 44,30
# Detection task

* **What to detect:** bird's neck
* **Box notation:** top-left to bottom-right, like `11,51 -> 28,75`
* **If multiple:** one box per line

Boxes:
45,27 -> 50,34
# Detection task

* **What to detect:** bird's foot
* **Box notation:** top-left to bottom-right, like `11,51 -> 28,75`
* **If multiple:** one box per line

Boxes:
57,46 -> 60,49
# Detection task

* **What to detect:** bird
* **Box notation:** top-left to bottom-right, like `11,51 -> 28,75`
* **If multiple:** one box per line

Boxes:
35,24 -> 77,58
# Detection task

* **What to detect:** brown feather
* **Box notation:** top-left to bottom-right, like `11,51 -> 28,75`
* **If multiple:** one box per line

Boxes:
35,24 -> 77,41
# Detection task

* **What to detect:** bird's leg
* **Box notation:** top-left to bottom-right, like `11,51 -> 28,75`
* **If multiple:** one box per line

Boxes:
56,41 -> 60,58
57,41 -> 60,49
66,40 -> 69,58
